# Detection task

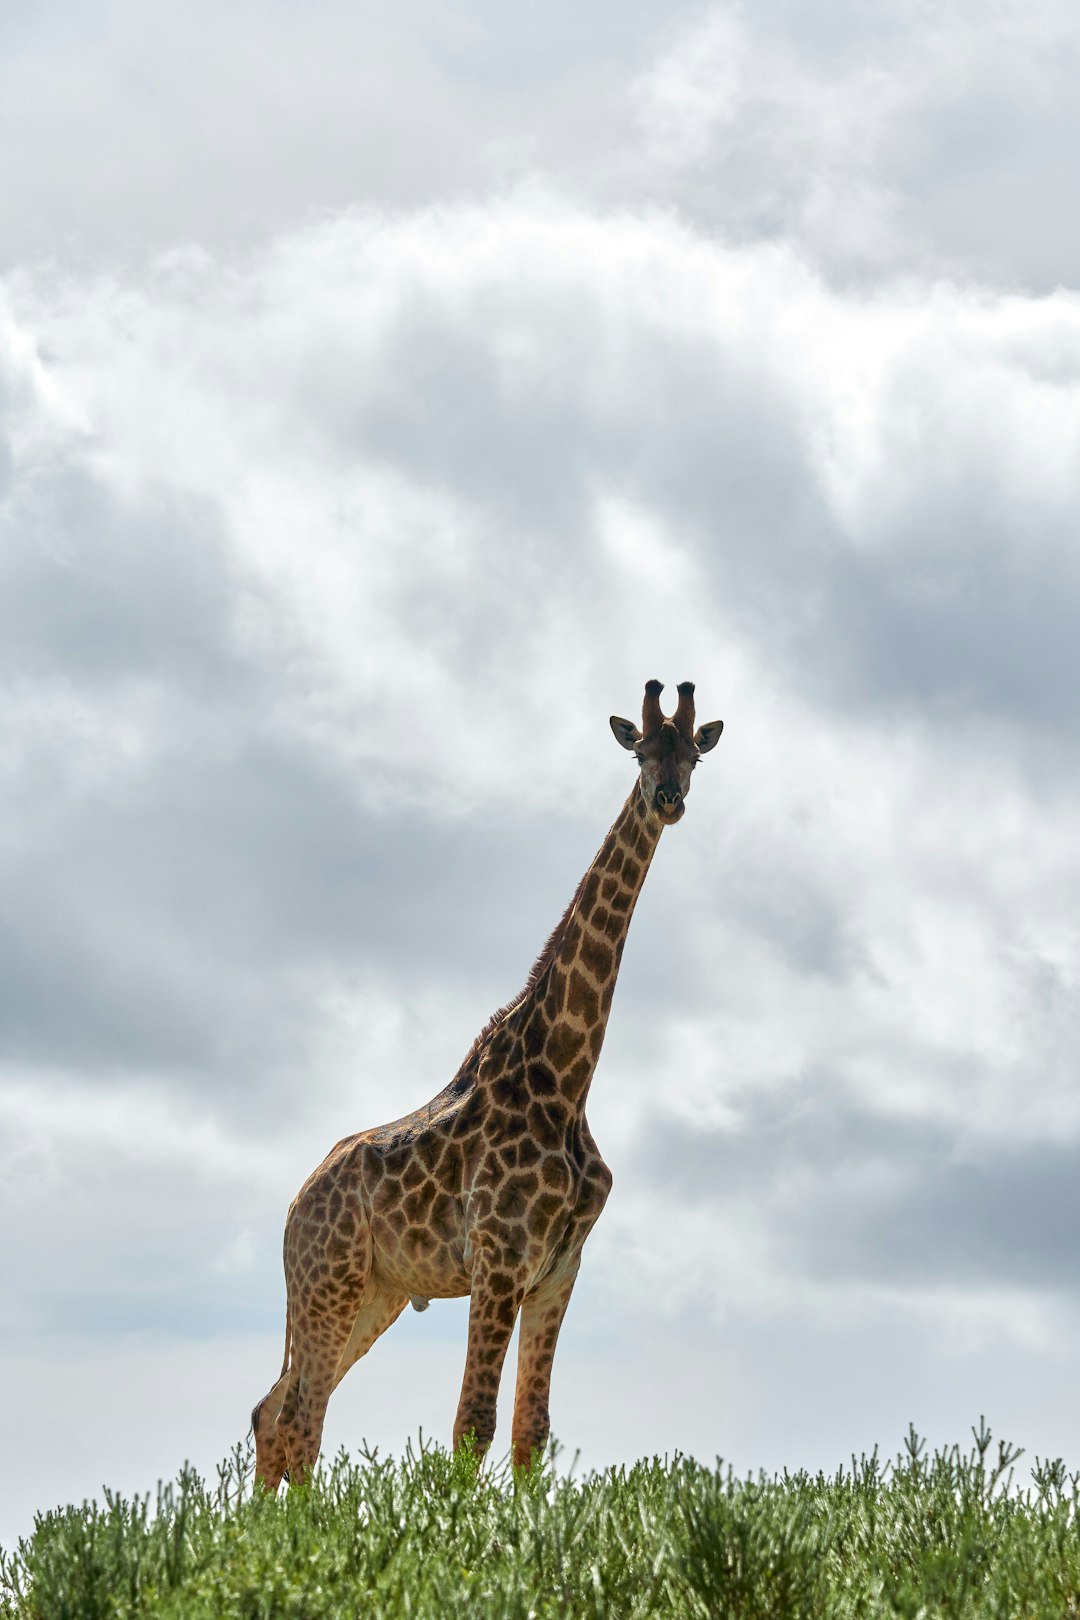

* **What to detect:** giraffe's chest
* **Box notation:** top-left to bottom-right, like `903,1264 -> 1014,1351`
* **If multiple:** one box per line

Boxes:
465,1121 -> 613,1279
367,1104 -> 612,1297
555,1141 -> 613,1252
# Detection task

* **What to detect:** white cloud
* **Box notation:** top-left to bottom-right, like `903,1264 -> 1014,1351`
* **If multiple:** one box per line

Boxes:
5,187 -> 1079,1143
0,1075 -> 282,1200
626,0 -> 1080,283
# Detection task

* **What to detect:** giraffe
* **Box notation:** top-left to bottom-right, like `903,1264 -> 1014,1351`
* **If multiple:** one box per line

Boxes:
250,680 -> 723,1486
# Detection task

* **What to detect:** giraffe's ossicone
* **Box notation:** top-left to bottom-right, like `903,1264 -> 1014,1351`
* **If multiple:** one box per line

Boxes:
251,681 -> 723,1486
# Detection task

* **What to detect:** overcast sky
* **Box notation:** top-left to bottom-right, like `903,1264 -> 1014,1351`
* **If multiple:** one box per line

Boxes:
3,0 -> 1080,1550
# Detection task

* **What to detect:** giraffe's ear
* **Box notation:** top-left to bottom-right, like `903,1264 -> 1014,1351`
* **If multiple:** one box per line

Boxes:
610,716 -> 642,752
694,720 -> 724,753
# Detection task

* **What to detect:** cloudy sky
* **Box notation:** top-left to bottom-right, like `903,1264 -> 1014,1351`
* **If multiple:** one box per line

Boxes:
3,0 -> 1080,1548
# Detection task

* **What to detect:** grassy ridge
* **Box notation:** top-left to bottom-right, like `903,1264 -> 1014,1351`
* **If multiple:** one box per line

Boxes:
2,1424 -> 1079,1619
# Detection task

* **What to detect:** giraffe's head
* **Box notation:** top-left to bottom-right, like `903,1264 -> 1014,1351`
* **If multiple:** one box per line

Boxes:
609,680 -> 723,825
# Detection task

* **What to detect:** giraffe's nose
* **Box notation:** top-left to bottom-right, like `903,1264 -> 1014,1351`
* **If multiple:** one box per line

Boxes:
655,786 -> 682,811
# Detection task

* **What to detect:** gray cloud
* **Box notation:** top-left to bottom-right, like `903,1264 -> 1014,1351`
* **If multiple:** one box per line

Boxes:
0,707 -> 603,1094
0,0 -> 692,271
624,0 -> 1080,288
4,197 -> 1078,1295
630,1088 -> 1080,1300
803,501 -> 1080,743
0,479 -> 237,691
203,220 -> 1080,751
816,1145 -> 1080,1296
5,0 -> 1080,291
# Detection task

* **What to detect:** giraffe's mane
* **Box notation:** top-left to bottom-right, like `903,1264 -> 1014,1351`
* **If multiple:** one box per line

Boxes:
453,866 -> 590,1077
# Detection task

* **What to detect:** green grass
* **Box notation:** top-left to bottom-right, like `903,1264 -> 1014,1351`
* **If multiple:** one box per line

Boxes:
3,1423 -> 1079,1618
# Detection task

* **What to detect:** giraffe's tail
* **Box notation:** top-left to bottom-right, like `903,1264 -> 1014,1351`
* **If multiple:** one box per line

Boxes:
278,1297 -> 293,1379
249,1301 -> 294,1439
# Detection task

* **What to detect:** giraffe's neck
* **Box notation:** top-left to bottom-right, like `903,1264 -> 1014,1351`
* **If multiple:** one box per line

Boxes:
523,786 -> 664,1112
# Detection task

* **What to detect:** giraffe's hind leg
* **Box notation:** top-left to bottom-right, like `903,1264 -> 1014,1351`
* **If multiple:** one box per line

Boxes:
274,1282 -> 409,1484
252,1366 -> 295,1493
264,1191 -> 373,1487
331,1283 -> 410,1394
274,1347 -> 344,1485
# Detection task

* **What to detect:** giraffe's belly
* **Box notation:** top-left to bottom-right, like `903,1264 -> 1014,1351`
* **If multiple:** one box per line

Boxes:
369,1210 -> 472,1301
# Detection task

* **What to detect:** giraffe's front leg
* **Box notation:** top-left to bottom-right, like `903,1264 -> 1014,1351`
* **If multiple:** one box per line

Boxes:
453,1255 -> 527,1457
511,1260 -> 580,1469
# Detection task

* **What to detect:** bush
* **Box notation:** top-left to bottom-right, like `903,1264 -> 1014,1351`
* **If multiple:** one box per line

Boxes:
3,1423 -> 1079,1619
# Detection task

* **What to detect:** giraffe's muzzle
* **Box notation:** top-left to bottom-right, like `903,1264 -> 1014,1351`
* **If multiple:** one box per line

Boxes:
655,786 -> 684,822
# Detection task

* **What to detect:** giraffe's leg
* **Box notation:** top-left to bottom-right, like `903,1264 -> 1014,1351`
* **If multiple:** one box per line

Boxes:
274,1299 -> 363,1486
252,1364 -> 295,1492
453,1262 -> 527,1458
263,1284 -> 408,1488
252,1297 -> 297,1492
330,1284 -> 409,1393
272,1209 -> 373,1486
511,1262 -> 580,1469
254,1287 -> 406,1490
